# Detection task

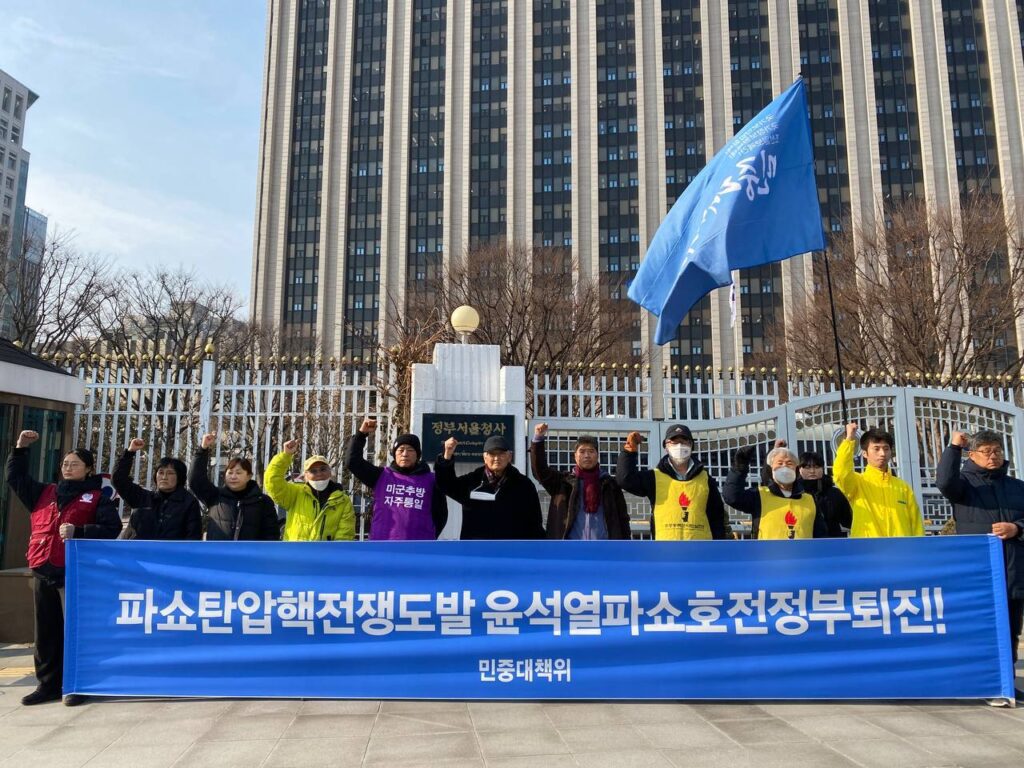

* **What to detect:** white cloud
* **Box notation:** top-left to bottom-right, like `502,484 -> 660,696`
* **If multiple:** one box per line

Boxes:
25,169 -> 253,304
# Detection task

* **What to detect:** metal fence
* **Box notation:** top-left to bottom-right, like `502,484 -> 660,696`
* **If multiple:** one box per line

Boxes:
63,357 -> 1024,538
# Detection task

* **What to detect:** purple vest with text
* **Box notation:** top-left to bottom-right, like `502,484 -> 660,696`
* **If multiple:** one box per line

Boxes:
371,467 -> 437,540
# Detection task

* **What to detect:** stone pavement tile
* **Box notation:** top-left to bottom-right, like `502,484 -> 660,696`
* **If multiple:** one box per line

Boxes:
197,712 -> 294,742
609,702 -> 706,725
783,713 -> 893,740
756,701 -> 845,718
711,717 -> 814,746
556,723 -> 650,753
25,722 -> 131,751
362,731 -> 482,765
372,710 -> 473,737
370,762 -> 484,768
170,739 -> 276,768
827,738 -> 954,768
379,700 -> 469,714
0,700 -> 87,726
0,744 -> 105,768
280,713 -> 376,740
467,702 -> 552,731
74,699 -> 160,723
725,742 -> 860,768
486,757 -> 577,768
475,725 -> 570,759
150,699 -> 233,720
831,702 -> 917,715
862,711 -> 972,738
224,698 -> 303,717
0,724 -> 60,759
929,709 -> 1023,734
662,748 -> 754,768
263,736 -> 368,768
114,716 -> 216,747
299,699 -> 380,716
82,742 -> 190,768
688,702 -> 771,721
904,735 -> 1024,768
574,750 -> 675,768
633,720 -> 738,750
543,702 -> 632,727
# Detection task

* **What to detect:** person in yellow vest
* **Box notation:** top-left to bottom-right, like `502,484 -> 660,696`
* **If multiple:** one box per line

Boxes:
834,422 -> 924,537
723,443 -> 825,539
616,424 -> 727,540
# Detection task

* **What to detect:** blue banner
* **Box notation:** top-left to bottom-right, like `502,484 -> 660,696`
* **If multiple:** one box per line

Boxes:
65,537 -> 1013,700
629,78 -> 825,344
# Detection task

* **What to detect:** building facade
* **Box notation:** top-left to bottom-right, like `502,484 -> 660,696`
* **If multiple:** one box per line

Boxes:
251,0 -> 1024,369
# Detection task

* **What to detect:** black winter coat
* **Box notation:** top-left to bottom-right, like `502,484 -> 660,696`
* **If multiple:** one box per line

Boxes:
801,475 -> 853,538
189,449 -> 280,541
937,445 -> 1024,598
112,450 -> 202,540
530,439 -> 631,539
615,448 -> 728,539
435,455 -> 544,540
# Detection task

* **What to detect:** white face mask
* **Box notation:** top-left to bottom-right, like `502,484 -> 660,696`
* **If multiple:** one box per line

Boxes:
772,467 -> 796,486
667,444 -> 692,462
308,478 -> 331,492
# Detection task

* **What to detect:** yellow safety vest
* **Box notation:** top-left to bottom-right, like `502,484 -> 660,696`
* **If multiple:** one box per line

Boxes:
653,469 -> 712,540
756,487 -> 816,540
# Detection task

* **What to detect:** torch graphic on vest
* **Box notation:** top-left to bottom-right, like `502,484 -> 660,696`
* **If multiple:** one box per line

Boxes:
785,510 -> 797,539
678,491 -> 691,523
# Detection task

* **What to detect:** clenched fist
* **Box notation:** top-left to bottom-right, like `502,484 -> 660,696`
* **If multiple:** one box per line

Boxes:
128,438 -> 145,452
359,418 -> 378,435
200,432 -> 217,450
16,430 -> 39,448
283,439 -> 300,455
624,431 -> 643,453
443,436 -> 458,460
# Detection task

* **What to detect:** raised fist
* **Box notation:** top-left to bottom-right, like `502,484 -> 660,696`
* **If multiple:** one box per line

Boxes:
443,436 -> 459,460
128,438 -> 145,452
359,418 -> 378,435
732,446 -> 757,470
283,439 -> 299,455
624,431 -> 644,453
200,432 -> 217,450
951,430 -> 969,448
845,422 -> 859,441
16,430 -> 39,448
534,423 -> 549,439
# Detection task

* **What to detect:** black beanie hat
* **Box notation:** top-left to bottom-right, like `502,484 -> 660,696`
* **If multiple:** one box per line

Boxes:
392,433 -> 422,458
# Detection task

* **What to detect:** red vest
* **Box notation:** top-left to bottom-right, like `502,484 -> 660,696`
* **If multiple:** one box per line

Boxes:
26,484 -> 102,569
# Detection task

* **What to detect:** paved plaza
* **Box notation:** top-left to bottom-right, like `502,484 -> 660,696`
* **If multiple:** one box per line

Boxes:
1,644 -> 1023,768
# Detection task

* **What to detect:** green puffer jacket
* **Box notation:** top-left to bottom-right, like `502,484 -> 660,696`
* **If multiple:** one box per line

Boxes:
264,451 -> 356,541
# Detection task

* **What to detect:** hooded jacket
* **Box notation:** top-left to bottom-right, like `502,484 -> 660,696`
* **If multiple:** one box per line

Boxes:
530,439 -> 631,539
435,455 -> 545,540
937,444 -> 1024,598
112,450 -> 202,540
264,451 -> 355,541
616,448 -> 728,539
344,431 -> 447,538
834,438 -> 924,538
6,446 -> 122,583
190,449 -> 280,541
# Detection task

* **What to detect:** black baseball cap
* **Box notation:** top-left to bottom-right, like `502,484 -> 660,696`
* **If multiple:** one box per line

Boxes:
663,424 -> 693,444
483,435 -> 511,453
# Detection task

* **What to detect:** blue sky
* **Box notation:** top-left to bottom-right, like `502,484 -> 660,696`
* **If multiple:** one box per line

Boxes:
2,1 -> 265,304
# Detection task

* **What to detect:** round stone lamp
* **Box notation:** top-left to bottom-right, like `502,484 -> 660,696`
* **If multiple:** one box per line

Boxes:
451,305 -> 480,344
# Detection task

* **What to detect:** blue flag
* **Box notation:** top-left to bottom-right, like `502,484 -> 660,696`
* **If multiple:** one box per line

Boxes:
629,78 -> 825,345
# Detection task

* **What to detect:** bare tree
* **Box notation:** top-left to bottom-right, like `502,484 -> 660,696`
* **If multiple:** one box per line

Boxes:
0,227 -> 115,355
780,194 -> 1024,383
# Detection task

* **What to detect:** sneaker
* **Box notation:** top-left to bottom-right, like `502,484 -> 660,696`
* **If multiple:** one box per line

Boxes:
985,697 -> 1012,707
20,687 -> 61,706
62,694 -> 85,707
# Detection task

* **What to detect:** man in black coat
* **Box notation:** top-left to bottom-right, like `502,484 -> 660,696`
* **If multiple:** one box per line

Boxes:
112,438 -> 202,540
530,423 -> 632,539
435,434 -> 544,540
937,429 -> 1024,672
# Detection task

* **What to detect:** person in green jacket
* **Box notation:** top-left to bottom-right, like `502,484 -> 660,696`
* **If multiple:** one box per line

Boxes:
264,439 -> 356,541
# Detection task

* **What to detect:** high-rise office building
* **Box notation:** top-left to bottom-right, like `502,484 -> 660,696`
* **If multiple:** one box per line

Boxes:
251,0 -> 1024,369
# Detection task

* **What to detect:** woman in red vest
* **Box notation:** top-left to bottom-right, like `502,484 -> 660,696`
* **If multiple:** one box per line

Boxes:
5,430 -> 121,706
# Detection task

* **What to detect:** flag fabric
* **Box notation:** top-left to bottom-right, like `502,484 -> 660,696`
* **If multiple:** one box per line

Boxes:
629,78 -> 825,345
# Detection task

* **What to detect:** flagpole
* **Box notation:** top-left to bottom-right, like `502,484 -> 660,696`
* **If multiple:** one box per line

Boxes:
821,248 -> 849,424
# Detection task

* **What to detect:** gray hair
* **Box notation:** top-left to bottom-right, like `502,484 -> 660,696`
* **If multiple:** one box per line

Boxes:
969,429 -> 1004,452
765,447 -> 799,466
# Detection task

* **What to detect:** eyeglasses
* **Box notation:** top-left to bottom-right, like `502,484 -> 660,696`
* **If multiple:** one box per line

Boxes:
61,461 -> 85,469
971,447 -> 1004,457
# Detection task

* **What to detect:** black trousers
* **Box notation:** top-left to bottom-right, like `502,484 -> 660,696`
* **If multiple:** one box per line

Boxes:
32,577 -> 64,692
1009,598 -> 1024,665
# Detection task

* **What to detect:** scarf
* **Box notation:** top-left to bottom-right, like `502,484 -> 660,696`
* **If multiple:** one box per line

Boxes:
573,466 -> 601,514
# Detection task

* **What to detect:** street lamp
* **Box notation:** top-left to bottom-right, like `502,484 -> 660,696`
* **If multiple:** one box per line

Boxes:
450,305 -> 479,344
